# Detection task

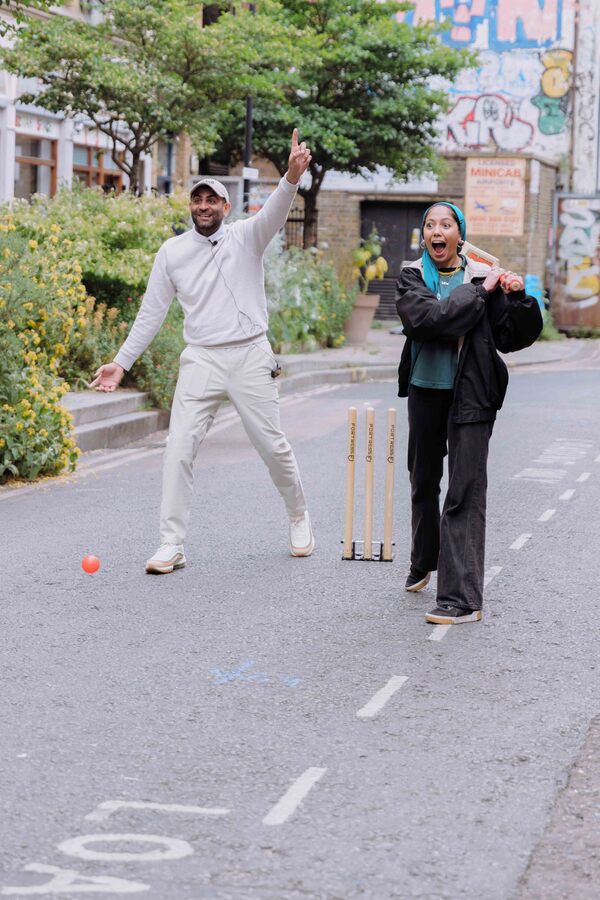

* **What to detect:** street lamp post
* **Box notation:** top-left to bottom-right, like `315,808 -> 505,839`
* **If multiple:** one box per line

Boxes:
242,2 -> 256,213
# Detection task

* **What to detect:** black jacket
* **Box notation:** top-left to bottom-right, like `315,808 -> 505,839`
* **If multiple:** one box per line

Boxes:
395,262 -> 543,424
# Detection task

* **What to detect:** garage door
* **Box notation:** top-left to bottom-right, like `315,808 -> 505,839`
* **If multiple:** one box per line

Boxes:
361,200 -> 431,319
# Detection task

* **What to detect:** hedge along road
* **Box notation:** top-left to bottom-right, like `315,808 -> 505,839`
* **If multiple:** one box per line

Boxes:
1,366 -> 600,899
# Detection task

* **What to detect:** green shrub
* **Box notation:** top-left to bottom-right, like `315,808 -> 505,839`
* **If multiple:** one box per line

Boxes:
266,242 -> 355,353
0,227 -> 80,481
538,306 -> 565,341
124,303 -> 185,409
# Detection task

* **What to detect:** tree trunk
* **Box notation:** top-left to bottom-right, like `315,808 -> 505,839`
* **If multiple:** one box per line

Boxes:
126,152 -> 142,194
302,187 -> 319,249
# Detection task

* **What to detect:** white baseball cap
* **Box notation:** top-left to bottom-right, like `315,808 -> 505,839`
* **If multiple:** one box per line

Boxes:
190,177 -> 230,203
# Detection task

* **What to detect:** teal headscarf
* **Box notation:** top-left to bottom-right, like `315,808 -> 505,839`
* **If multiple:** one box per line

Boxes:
421,202 -> 467,295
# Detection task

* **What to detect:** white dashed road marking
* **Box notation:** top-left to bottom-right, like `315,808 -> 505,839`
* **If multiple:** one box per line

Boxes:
560,489 -> 575,500
538,509 -> 556,522
428,625 -> 451,642
427,567 -> 502,641
263,768 -> 326,826
514,439 -> 594,483
356,676 -> 409,719
533,439 -> 593,466
510,533 -> 532,550
484,566 -> 503,587
576,472 -> 591,483
514,468 -> 565,483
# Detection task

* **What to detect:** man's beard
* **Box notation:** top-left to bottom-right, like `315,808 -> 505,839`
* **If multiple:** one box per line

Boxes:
192,211 -> 224,236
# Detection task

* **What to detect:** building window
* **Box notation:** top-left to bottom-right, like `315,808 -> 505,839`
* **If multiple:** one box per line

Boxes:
14,137 -> 57,199
73,146 -> 123,190
156,141 -> 174,195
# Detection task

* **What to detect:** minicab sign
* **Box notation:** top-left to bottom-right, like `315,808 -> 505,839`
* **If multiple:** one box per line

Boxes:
465,157 -> 526,236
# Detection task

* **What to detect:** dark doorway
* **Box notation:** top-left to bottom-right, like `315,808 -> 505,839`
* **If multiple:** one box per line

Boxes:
361,200 -> 431,318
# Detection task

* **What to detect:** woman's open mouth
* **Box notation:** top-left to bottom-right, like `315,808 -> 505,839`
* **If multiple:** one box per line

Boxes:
431,240 -> 446,256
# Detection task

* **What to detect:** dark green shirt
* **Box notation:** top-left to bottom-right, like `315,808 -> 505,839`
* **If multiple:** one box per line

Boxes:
410,264 -> 465,390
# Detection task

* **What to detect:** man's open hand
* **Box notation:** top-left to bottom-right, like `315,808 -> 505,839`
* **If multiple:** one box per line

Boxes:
286,128 -> 312,184
88,362 -> 125,393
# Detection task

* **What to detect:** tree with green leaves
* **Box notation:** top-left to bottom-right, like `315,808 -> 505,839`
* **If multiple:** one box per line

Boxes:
1,0 -> 298,192
0,0 -> 58,37
217,0 -> 475,247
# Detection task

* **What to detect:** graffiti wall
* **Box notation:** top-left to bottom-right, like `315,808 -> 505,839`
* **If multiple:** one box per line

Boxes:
398,0 -> 576,160
554,196 -> 600,329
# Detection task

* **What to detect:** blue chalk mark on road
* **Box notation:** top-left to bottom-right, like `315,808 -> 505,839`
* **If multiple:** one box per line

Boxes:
211,660 -> 302,687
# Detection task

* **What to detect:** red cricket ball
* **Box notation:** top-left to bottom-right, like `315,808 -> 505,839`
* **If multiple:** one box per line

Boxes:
81,555 -> 100,574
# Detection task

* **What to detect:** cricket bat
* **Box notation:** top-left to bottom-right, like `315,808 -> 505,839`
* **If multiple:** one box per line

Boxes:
462,241 -> 499,268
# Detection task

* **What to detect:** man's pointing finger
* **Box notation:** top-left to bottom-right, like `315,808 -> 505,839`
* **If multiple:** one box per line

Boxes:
292,127 -> 298,148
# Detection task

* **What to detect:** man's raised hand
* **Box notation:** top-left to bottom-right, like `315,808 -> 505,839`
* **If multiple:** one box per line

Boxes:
286,128 -> 312,185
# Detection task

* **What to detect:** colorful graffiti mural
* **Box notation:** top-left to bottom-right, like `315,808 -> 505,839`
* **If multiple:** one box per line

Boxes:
399,0 -> 575,159
531,48 -> 572,135
554,196 -> 600,328
447,94 -> 534,151
399,0 -> 564,50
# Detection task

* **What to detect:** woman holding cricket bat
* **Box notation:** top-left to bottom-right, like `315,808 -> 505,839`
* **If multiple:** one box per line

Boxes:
395,202 -> 542,625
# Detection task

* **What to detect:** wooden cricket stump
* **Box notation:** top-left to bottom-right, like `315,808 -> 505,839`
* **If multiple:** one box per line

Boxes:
342,406 -> 396,561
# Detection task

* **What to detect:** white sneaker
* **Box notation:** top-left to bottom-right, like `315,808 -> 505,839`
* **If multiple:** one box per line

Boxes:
145,544 -> 186,574
289,511 -> 315,557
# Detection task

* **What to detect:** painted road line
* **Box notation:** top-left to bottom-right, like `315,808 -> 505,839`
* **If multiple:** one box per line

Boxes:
85,800 -> 229,823
428,625 -> 451,642
356,676 -> 409,719
576,472 -> 591,483
514,468 -> 565,483
533,439 -> 593,466
263,768 -> 326,826
77,446 -> 149,470
1,863 -> 148,895
538,508 -> 556,522
58,833 -> 193,862
595,454 -> 600,463
560,489 -> 575,500
484,565 -> 503,587
510,533 -> 532,550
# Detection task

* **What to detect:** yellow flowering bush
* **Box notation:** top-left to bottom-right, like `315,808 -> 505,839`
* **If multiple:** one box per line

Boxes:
0,231 -> 81,481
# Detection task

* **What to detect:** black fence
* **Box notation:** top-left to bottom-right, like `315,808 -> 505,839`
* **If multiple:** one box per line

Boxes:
285,206 -> 318,249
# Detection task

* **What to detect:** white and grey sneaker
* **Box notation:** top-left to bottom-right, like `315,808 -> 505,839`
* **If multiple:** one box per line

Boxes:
145,544 -> 186,574
289,511 -> 315,557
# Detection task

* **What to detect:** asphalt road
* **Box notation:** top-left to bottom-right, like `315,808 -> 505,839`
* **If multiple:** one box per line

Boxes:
1,365 -> 599,899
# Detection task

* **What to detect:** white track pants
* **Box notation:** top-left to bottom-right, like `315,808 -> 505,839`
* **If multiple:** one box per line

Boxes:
159,340 -> 307,545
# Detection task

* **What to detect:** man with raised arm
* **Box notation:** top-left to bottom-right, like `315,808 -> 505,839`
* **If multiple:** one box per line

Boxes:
90,129 -> 315,573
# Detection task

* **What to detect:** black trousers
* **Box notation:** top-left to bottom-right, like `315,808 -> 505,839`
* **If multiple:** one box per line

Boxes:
407,386 -> 494,610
